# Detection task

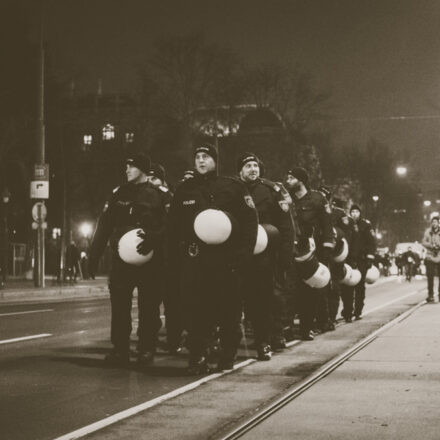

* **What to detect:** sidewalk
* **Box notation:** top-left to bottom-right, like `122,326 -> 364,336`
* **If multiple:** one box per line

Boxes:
239,300 -> 440,440
0,277 -> 109,304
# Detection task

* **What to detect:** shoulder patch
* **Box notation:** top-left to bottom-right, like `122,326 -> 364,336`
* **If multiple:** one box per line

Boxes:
324,203 -> 332,214
112,186 -> 120,194
278,201 -> 290,212
244,195 -> 256,209
158,185 -> 169,193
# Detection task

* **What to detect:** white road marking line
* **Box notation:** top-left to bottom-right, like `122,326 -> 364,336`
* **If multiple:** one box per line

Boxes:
54,358 -> 255,440
0,333 -> 52,345
364,288 -> 424,316
0,308 -> 54,317
54,279 -> 415,440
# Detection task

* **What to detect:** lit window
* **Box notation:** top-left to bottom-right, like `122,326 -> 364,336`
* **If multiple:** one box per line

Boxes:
83,135 -> 92,145
125,132 -> 134,143
102,124 -> 115,140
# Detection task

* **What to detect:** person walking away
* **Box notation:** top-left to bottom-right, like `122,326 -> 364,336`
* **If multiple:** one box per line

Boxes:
422,215 -> 440,302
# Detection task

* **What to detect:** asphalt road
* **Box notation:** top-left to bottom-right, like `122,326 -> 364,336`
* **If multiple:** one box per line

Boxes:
0,277 -> 425,440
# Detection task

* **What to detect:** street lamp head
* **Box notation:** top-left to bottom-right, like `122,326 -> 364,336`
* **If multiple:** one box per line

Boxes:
372,195 -> 379,202
79,222 -> 93,238
424,200 -> 432,207
2,187 -> 10,204
396,166 -> 407,177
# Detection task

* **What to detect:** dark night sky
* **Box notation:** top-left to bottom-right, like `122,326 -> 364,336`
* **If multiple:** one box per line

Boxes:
43,0 -> 440,193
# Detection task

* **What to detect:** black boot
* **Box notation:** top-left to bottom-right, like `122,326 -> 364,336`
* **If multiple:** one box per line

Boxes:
187,356 -> 210,375
137,350 -> 155,366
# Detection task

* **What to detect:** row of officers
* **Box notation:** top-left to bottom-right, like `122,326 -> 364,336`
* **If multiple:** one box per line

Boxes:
89,144 -> 378,374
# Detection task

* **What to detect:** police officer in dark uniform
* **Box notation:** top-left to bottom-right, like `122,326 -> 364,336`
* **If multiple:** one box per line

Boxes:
147,163 -> 183,352
89,153 -> 167,366
168,144 -> 258,374
237,153 -> 294,360
285,168 -> 335,340
341,204 -> 376,321
319,187 -> 355,326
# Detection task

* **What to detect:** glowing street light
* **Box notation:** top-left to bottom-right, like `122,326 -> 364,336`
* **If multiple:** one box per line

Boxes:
424,200 -> 432,207
79,222 -> 93,238
372,195 -> 379,202
396,166 -> 407,177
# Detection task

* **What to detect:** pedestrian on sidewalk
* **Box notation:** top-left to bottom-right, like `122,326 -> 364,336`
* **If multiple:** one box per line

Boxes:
422,215 -> 440,302
66,240 -> 81,284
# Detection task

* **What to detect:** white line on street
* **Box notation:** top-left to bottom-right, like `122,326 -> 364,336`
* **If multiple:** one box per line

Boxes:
0,333 -> 52,345
0,308 -> 54,317
364,288 -> 424,316
54,358 -> 255,440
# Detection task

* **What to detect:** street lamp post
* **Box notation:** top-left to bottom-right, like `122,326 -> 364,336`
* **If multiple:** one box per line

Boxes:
1,187 -> 10,286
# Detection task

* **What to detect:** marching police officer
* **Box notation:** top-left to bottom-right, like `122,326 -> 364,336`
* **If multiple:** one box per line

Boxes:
319,187 -> 355,326
168,144 -> 258,374
285,168 -> 335,340
340,204 -> 376,321
89,153 -> 167,366
237,153 -> 294,360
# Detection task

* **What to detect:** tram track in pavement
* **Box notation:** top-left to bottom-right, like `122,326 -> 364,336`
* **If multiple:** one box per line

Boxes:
218,297 -> 427,440
0,279 -> 426,440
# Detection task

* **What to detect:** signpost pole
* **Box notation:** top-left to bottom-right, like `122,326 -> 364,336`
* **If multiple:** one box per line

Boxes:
33,8 -> 47,288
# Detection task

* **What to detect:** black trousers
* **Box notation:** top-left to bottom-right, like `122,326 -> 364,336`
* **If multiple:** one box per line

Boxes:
340,260 -> 368,318
180,255 -> 242,360
426,260 -> 440,297
296,281 -> 330,333
108,258 -> 162,353
328,280 -> 341,322
241,257 -> 274,346
162,265 -> 184,346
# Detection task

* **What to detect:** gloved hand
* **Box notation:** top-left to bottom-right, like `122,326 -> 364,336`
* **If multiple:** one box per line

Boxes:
136,229 -> 154,256
366,255 -> 375,269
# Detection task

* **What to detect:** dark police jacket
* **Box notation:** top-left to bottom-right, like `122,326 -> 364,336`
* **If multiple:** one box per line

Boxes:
291,189 -> 335,250
89,181 -> 167,269
350,217 -> 376,261
331,206 -> 355,245
168,171 -> 258,267
243,178 -> 294,267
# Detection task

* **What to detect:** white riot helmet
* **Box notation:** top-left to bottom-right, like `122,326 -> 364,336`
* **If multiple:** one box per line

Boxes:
194,209 -> 232,245
304,261 -> 331,288
333,227 -> 349,263
253,223 -> 280,255
365,265 -> 380,284
118,229 -> 154,265
294,237 -> 316,263
339,264 -> 362,286
296,252 -> 331,289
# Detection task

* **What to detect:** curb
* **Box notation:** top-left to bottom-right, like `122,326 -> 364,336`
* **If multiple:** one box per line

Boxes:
0,284 -> 109,304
